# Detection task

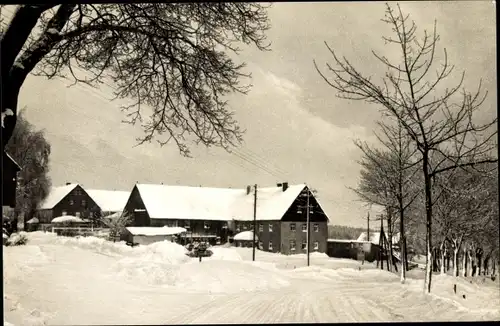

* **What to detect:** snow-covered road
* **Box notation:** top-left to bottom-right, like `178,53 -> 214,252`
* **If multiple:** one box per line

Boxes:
3,233 -> 499,325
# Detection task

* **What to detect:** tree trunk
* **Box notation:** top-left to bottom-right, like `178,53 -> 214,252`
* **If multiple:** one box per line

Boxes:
398,204 -> 407,282
453,248 -> 460,276
440,241 -> 447,275
387,211 -> 394,273
476,248 -> 483,276
467,247 -> 474,277
423,153 -> 433,293
404,237 -> 409,271
1,5 -> 74,151
462,246 -> 468,277
1,6 -> 50,150
400,235 -> 406,283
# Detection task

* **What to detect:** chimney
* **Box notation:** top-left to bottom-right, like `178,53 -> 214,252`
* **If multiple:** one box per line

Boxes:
66,182 -> 71,186
282,182 -> 289,192
246,185 -> 251,195
277,183 -> 282,188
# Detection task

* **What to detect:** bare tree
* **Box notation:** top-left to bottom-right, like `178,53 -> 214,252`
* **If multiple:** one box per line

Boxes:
5,109 -> 51,230
352,118 -> 421,281
102,210 -> 133,242
314,3 -> 497,292
1,4 -> 271,156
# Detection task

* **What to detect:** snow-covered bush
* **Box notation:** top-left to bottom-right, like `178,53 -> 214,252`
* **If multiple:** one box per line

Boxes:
6,232 -> 29,246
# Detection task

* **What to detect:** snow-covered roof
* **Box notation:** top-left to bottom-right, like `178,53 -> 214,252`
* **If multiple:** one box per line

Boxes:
40,184 -> 79,209
85,189 -> 130,212
51,215 -> 88,223
327,238 -> 358,243
125,226 -> 187,236
26,217 -> 39,224
357,232 -> 381,245
135,183 -> 325,222
233,231 -> 258,241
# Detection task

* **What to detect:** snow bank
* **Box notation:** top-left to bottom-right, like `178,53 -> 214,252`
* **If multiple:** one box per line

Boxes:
208,247 -> 243,261
406,274 -> 500,317
26,217 -> 39,224
233,230 -> 257,241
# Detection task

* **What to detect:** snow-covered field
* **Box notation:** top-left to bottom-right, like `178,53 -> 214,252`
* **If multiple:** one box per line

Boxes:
3,232 -> 499,325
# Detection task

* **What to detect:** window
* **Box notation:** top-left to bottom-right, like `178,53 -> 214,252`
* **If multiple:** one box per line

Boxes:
236,227 -> 240,232
62,211 -> 67,216
81,199 -> 86,206
269,224 -> 273,232
258,241 -> 263,249
75,188 -> 81,196
302,224 -> 307,232
259,223 -> 263,232
204,222 -> 210,229
290,240 -> 296,251
268,240 -> 273,251
69,199 -> 74,206
243,224 -> 248,230
314,241 -> 319,250
290,223 -> 296,232
184,221 -> 190,229
313,223 -> 319,232
75,212 -> 81,218
301,240 -> 307,250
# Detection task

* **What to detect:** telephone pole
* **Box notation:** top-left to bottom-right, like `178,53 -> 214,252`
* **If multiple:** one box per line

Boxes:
367,211 -> 370,243
306,187 -> 311,267
252,184 -> 257,262
297,185 -> 314,267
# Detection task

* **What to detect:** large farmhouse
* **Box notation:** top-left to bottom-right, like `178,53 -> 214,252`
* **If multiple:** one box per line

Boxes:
37,183 -> 129,224
123,182 -> 330,254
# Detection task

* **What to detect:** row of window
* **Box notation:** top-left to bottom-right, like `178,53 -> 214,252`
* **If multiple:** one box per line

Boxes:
237,223 -> 321,233
164,220 -> 215,229
69,199 -> 87,206
255,240 -> 320,251
61,211 -> 81,218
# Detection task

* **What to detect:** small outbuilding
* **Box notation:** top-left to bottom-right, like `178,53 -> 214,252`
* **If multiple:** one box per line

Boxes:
233,230 -> 258,248
120,226 -> 187,246
26,217 -> 40,232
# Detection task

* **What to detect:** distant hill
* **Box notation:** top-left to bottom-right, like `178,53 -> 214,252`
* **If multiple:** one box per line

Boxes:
328,224 -> 375,240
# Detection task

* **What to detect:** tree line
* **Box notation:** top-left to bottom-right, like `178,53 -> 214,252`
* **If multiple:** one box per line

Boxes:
314,3 -> 498,292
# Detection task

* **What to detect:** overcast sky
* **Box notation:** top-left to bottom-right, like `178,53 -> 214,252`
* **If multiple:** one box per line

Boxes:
6,1 -> 497,227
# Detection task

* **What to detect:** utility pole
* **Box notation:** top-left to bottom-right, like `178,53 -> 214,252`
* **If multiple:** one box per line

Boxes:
367,211 -> 370,243
306,187 -> 311,267
297,185 -> 314,267
252,184 -> 257,262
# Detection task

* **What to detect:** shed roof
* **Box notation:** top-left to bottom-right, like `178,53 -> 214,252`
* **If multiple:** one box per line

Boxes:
40,184 -> 79,209
126,226 -> 187,236
134,183 -> 328,222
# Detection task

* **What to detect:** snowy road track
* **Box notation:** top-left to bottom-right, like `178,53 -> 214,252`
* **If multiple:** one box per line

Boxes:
4,233 -> 499,325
